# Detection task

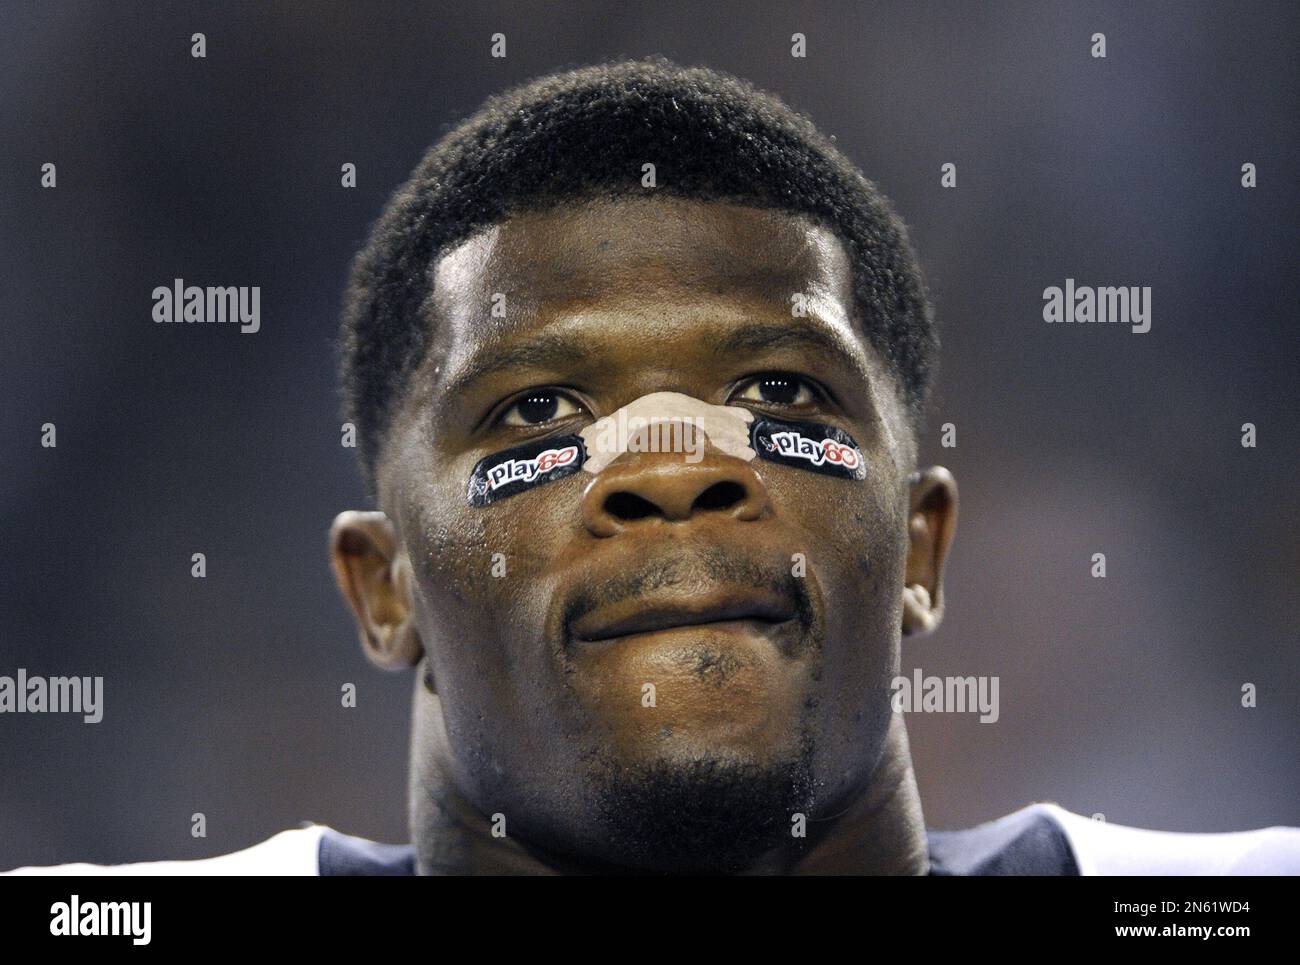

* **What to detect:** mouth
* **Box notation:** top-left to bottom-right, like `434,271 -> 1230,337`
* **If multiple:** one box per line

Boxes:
570,585 -> 799,644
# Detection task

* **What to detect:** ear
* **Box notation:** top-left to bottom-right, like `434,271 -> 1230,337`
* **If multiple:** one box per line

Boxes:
902,467 -> 958,637
329,510 -> 424,670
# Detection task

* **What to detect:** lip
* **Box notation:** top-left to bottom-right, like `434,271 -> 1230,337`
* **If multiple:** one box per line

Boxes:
570,585 -> 797,643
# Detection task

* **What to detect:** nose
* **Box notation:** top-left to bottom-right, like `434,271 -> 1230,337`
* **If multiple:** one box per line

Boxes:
581,450 -> 771,537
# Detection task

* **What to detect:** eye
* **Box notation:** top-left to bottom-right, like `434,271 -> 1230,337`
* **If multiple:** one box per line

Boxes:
732,373 -> 819,408
499,389 -> 584,427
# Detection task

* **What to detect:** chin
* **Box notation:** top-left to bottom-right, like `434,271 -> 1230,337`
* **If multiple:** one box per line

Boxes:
567,628 -> 818,758
580,749 -> 818,873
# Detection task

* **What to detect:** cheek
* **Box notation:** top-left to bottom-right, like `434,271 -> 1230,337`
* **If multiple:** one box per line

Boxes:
401,478 -> 491,608
774,469 -> 906,672
783,474 -> 905,781
394,458 -> 586,768
395,449 -> 582,679
393,425 -> 567,606
768,466 -> 903,590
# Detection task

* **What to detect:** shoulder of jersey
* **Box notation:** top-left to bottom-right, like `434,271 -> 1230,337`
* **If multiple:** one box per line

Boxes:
7,810 -> 1299,875
1030,803 -> 1300,875
1,825 -> 327,876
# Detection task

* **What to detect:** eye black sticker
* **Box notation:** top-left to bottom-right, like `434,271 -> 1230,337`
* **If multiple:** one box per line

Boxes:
749,417 -> 867,480
466,435 -> 587,506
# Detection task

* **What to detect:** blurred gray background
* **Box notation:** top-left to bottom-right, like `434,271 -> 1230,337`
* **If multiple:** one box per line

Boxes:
1,0 -> 1296,867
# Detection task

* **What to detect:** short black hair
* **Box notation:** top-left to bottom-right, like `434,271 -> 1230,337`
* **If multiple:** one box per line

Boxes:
339,56 -> 935,491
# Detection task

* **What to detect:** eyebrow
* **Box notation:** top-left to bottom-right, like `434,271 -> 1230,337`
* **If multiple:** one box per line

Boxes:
440,318 -> 866,402
713,321 -> 864,368
440,331 -> 593,401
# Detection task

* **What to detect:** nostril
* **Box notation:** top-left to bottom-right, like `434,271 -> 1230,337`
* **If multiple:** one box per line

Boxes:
692,480 -> 747,513
604,491 -> 660,521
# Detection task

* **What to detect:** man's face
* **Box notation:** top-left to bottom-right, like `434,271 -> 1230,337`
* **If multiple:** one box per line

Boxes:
363,196 -> 936,870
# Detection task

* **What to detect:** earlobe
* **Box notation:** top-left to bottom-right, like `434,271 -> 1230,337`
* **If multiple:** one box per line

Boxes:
329,510 -> 425,670
901,467 -> 958,638
901,583 -> 935,635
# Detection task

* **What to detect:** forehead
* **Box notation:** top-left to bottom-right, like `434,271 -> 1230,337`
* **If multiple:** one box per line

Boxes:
428,196 -> 857,353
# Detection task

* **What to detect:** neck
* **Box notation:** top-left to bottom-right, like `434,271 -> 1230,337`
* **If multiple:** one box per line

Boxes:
784,714 -> 930,874
409,691 -> 928,875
